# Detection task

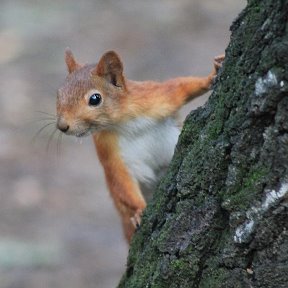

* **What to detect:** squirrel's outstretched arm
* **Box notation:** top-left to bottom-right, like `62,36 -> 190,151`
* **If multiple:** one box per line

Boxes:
126,55 -> 224,119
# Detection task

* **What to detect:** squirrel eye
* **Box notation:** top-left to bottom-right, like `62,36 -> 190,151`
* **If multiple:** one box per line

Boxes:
88,93 -> 102,106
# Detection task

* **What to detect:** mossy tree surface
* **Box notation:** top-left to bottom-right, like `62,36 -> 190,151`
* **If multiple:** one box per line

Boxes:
119,0 -> 288,287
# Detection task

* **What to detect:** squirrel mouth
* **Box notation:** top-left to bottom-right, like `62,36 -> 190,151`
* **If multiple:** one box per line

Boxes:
74,125 -> 103,137
75,130 -> 90,138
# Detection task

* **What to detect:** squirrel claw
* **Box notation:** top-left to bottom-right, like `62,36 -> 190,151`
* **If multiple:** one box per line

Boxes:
214,54 -> 225,71
131,209 -> 143,230
209,54 -> 225,88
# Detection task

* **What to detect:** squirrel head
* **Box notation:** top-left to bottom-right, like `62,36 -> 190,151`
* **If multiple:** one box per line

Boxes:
56,48 -> 127,137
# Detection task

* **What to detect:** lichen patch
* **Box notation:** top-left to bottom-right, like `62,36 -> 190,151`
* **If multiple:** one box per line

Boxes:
234,182 -> 288,244
255,70 -> 278,96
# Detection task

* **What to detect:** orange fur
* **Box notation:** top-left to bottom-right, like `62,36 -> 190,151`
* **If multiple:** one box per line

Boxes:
94,131 -> 146,241
124,75 -> 214,119
57,50 -> 224,243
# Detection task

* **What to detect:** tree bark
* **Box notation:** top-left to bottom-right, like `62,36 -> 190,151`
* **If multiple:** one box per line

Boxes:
119,0 -> 288,287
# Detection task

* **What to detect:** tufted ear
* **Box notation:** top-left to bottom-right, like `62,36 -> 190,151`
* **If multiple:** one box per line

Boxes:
92,51 -> 126,88
64,48 -> 81,73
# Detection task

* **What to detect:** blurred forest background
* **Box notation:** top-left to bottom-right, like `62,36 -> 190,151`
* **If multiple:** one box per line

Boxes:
0,1 -> 245,287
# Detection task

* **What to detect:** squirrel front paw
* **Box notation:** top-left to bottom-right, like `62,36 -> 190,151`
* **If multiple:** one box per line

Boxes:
130,209 -> 143,229
214,54 -> 225,72
208,54 -> 225,88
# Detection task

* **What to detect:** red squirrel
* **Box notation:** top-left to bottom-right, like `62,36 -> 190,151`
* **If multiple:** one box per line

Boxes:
56,49 -> 224,242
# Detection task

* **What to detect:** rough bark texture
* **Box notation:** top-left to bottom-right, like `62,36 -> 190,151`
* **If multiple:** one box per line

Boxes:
119,0 -> 288,287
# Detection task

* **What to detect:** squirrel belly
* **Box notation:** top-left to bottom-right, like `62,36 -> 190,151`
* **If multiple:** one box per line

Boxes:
93,115 -> 180,241
117,116 -> 180,188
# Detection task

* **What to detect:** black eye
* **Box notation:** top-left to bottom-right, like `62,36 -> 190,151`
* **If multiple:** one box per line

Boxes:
89,93 -> 102,106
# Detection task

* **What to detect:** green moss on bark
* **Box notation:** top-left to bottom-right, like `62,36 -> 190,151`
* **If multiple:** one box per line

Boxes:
119,0 -> 288,287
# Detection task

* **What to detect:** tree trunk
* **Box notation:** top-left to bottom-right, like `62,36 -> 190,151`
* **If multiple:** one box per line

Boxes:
119,0 -> 288,287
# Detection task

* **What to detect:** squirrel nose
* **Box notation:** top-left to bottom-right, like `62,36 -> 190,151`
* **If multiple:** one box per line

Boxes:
57,118 -> 69,133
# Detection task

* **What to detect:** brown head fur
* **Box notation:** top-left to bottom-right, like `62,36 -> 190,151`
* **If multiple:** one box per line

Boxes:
57,50 -> 127,136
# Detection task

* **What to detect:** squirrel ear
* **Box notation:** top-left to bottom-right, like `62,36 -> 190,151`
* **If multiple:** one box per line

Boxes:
92,51 -> 126,89
65,48 -> 81,73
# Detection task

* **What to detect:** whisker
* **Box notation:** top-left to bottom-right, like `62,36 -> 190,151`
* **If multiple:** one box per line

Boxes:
24,117 -> 56,126
46,127 -> 58,153
32,122 -> 56,144
20,110 -> 57,131
56,131 -> 63,160
35,117 -> 56,121
35,110 -> 56,118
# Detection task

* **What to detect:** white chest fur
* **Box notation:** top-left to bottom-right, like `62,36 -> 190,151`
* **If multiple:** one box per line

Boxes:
117,117 -> 180,187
